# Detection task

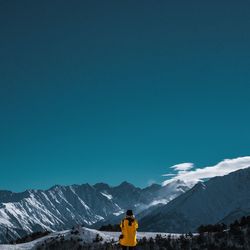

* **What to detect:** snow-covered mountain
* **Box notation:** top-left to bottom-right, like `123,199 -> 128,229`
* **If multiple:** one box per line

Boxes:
140,167 -> 250,233
2,167 -> 250,244
0,179 -> 190,243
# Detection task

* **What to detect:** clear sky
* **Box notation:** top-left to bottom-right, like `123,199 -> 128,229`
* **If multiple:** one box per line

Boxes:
0,0 -> 250,191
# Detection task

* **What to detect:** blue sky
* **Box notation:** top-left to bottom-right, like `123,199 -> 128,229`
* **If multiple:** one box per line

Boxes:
0,0 -> 250,191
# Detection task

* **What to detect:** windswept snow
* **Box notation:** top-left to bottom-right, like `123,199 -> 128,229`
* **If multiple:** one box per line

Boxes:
149,199 -> 168,206
113,210 -> 124,216
100,192 -> 113,200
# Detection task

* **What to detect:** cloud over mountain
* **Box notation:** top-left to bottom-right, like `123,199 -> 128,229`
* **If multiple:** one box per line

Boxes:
170,163 -> 194,171
162,156 -> 250,186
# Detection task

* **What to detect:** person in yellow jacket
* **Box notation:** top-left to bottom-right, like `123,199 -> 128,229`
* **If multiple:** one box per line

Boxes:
119,210 -> 138,249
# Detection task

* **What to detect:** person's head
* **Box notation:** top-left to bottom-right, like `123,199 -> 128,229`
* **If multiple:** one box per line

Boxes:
126,209 -> 134,217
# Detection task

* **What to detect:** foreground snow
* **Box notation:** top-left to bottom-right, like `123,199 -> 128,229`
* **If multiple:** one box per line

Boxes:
0,227 -> 181,250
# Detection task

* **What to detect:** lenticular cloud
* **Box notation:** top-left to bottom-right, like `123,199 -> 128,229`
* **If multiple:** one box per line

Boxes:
169,163 -> 194,171
162,156 -> 250,186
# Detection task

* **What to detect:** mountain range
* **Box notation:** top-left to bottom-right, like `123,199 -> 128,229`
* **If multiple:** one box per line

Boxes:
0,179 -> 190,243
0,167 -> 250,243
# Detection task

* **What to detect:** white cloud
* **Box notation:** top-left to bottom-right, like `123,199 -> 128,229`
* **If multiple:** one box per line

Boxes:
162,173 -> 176,177
170,163 -> 194,172
162,156 -> 250,186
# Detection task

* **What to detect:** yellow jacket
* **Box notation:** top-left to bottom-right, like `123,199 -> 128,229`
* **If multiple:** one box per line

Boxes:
119,216 -> 138,247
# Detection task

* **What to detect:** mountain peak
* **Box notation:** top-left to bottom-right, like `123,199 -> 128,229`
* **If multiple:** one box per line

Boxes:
117,181 -> 135,188
93,183 -> 110,190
